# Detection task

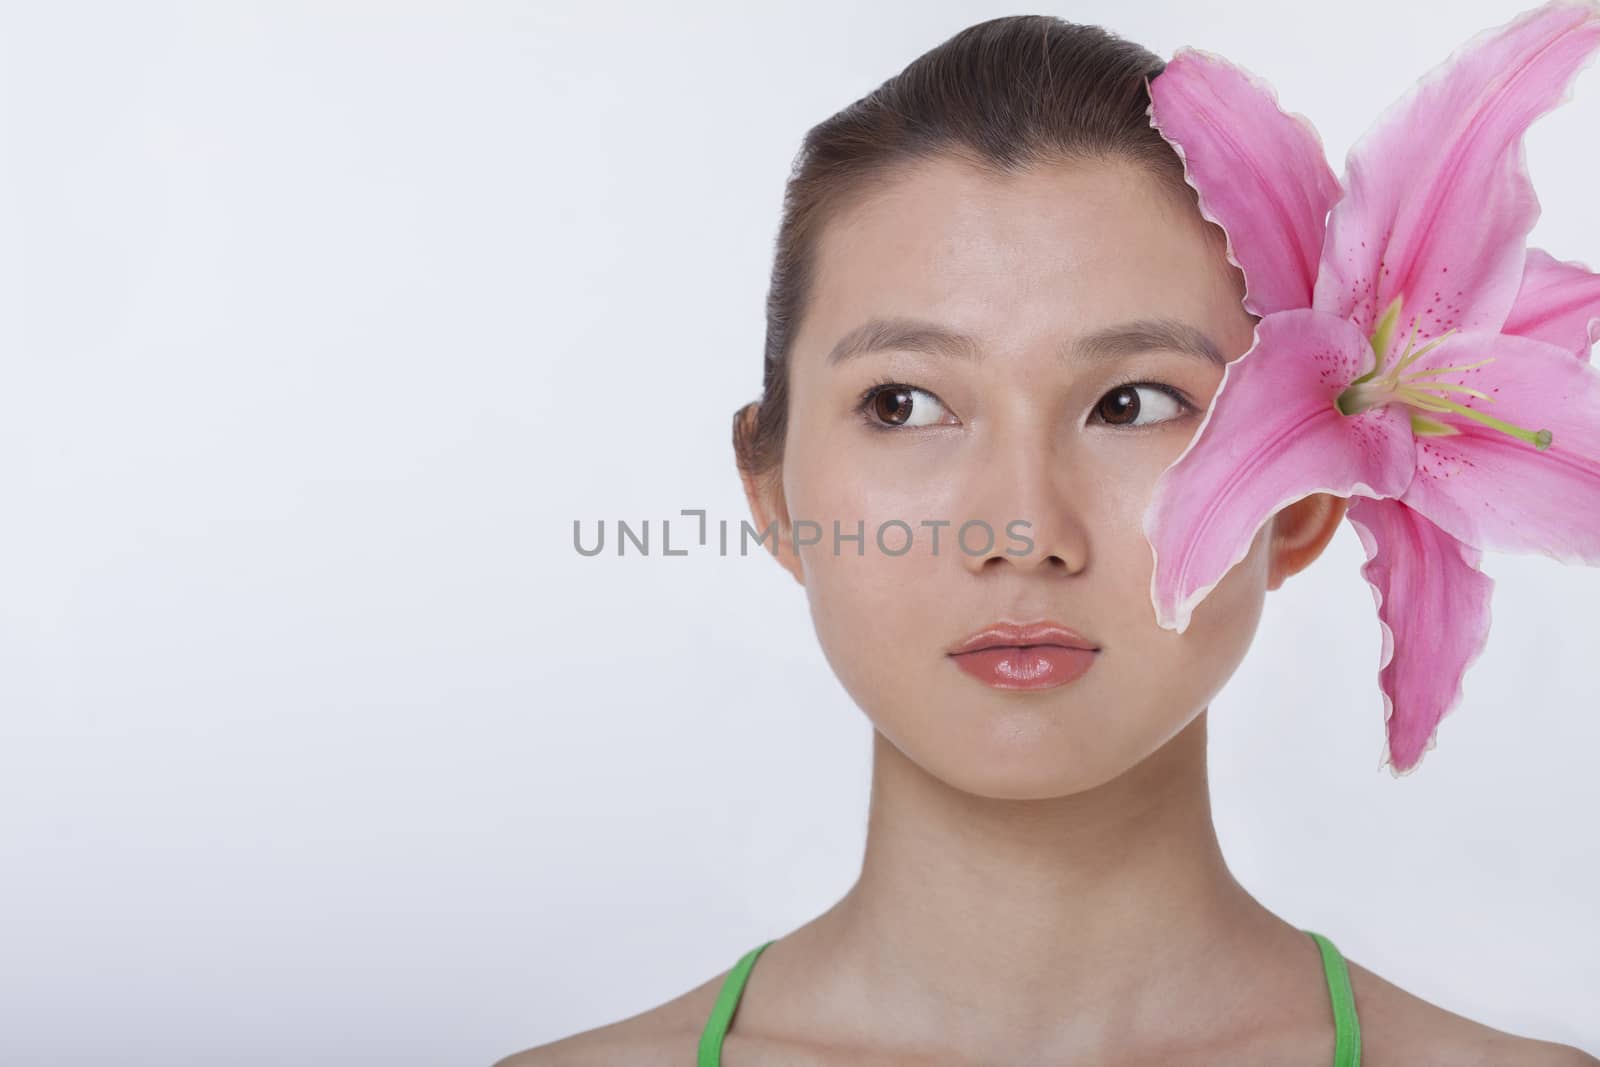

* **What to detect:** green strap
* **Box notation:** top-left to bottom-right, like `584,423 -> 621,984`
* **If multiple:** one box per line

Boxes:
700,934 -> 1360,1066
1305,929 -> 1362,1066
696,939 -> 775,1067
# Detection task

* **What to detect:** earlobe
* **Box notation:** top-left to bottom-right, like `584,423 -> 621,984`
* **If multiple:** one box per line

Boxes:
1266,492 -> 1350,591
744,469 -> 802,586
735,406 -> 804,586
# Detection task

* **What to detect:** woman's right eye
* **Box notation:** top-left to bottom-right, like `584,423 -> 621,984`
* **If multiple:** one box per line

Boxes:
856,382 -> 951,430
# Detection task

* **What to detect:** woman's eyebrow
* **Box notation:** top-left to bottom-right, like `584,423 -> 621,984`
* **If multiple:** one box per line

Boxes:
825,316 -> 1225,368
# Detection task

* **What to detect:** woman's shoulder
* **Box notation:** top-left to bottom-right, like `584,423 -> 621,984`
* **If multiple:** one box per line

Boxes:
488,968 -> 724,1067
488,947 -> 1598,1066
1343,954 -> 1597,1065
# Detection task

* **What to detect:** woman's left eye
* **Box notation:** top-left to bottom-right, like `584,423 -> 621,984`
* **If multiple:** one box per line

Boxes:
1091,383 -> 1195,428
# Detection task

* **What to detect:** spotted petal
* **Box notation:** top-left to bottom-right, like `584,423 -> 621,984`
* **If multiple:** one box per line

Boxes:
1502,246 -> 1600,361
1145,309 -> 1416,633
1395,330 -> 1600,562
1313,1 -> 1600,339
1147,48 -> 1343,317
1346,496 -> 1495,775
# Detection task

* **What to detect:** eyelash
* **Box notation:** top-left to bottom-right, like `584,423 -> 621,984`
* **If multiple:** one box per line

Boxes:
853,374 -> 1198,432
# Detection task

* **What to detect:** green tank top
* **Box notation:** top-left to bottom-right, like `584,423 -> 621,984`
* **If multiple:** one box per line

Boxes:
696,928 -> 1361,1065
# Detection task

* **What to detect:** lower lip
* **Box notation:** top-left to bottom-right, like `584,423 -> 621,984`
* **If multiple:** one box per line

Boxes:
948,645 -> 1098,690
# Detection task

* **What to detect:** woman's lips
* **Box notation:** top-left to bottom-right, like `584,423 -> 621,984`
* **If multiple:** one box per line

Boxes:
947,645 -> 1098,690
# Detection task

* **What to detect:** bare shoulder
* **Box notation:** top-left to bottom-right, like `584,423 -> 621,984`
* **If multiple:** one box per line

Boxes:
486,1023 -> 682,1067
488,968 -> 726,1067
1344,955 -> 1597,1065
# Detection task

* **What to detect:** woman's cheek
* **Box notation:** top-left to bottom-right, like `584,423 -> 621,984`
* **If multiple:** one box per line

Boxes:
1172,532 -> 1271,686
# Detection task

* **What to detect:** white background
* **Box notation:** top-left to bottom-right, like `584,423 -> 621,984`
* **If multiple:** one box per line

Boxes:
2,1 -> 1597,1063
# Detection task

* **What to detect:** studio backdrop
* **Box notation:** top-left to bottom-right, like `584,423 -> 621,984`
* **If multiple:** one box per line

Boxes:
2,2 -> 1597,1064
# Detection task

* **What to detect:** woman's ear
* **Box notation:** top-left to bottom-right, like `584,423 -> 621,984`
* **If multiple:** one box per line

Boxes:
735,405 -> 804,587
1266,492 -> 1349,591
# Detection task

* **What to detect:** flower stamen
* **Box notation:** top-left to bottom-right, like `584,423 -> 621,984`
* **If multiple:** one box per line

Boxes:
1335,298 -> 1554,451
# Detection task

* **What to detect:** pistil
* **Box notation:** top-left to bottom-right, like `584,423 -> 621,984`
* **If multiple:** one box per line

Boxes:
1334,296 -> 1553,450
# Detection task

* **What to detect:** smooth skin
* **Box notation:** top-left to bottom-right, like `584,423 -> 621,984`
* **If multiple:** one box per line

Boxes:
503,156 -> 1597,1066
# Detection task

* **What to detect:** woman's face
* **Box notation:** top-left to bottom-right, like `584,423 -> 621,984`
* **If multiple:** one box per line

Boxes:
756,155 -> 1285,799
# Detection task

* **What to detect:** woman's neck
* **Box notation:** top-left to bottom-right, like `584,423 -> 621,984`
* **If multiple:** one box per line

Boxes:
763,711 -> 1309,1061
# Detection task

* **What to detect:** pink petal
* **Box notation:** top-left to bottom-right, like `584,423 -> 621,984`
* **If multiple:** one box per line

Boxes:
1397,329 -> 1600,561
1312,1 -> 1600,340
1346,496 -> 1494,775
1144,309 -> 1415,633
1501,245 -> 1600,361
1147,49 -> 1343,317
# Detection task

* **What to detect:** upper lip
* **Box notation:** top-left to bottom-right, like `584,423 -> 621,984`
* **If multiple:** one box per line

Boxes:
947,620 -> 1099,655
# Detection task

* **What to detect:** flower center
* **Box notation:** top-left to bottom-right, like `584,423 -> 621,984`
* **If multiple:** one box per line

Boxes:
1334,295 -> 1553,450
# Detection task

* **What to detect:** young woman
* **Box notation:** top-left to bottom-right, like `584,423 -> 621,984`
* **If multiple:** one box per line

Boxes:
506,15 -> 1598,1066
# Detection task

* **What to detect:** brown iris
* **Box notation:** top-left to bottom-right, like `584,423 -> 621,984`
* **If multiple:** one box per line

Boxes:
1095,386 -> 1141,426
872,386 -> 916,426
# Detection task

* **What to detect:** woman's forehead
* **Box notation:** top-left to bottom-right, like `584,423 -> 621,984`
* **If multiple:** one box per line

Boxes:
812,159 -> 1231,308
799,159 -> 1244,371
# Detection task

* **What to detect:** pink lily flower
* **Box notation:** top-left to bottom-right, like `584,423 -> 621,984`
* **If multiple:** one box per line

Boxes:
1142,0 -> 1600,775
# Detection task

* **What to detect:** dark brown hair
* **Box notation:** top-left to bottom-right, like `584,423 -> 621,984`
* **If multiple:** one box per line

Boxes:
732,15 -> 1236,498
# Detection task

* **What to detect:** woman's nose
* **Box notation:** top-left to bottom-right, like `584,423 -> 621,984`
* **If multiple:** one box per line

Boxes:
957,431 -> 1090,576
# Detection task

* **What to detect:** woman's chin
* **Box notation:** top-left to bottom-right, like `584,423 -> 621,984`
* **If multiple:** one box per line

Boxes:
877,711 -> 1170,801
